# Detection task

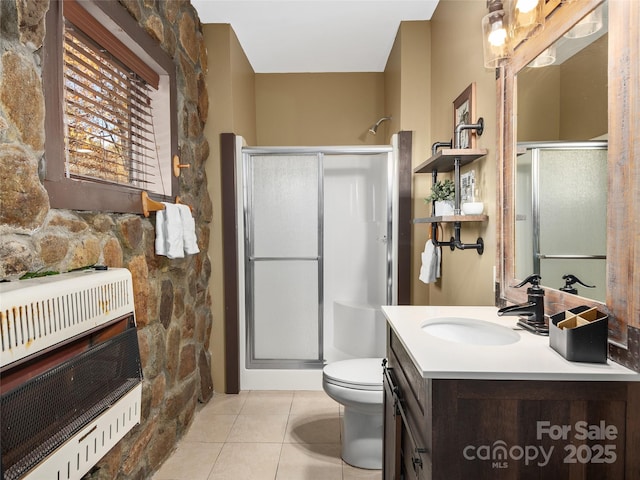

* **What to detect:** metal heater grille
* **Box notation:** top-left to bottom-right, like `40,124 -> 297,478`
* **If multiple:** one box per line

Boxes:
0,269 -> 134,368
0,268 -> 141,480
1,327 -> 143,480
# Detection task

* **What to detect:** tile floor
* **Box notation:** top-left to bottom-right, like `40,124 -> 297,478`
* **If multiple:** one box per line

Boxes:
152,390 -> 382,480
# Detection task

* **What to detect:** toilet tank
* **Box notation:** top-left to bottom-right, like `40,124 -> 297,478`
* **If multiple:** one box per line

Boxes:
333,301 -> 386,358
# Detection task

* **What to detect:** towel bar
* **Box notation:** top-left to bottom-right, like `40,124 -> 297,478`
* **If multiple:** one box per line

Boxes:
141,191 -> 164,217
141,191 -> 193,217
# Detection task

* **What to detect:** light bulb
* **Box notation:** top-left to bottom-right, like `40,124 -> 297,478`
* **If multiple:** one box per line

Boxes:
489,22 -> 507,46
482,5 -> 510,69
516,0 -> 538,14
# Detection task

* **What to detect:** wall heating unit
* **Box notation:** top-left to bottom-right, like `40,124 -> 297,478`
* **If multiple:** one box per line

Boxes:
0,267 -> 143,480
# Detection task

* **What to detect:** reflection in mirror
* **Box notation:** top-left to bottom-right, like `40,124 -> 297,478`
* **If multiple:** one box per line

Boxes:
515,142 -> 607,302
513,1 -> 608,301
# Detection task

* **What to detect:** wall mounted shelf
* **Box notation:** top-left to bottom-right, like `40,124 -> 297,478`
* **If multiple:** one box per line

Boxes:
415,134 -> 487,254
413,214 -> 488,224
414,148 -> 488,174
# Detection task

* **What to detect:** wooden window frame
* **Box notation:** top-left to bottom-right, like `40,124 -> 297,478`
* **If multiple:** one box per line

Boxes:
43,0 -> 178,213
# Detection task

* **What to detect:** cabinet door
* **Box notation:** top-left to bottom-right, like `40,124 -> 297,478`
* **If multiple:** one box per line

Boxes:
400,426 -> 429,480
397,394 -> 428,480
383,365 -> 402,480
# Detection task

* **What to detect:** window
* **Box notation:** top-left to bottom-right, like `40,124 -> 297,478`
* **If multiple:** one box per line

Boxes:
43,0 -> 177,213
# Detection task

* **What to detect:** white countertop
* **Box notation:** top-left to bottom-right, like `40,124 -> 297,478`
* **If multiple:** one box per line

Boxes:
382,305 -> 640,381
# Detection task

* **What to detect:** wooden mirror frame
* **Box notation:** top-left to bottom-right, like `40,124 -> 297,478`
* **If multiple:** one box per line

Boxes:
497,0 -> 639,369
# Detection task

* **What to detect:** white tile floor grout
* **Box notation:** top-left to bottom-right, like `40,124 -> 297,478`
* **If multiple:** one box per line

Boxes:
152,390 -> 382,480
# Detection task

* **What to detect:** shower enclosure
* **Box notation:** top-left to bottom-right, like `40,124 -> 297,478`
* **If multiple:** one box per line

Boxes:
235,141 -> 398,390
515,141 -> 607,302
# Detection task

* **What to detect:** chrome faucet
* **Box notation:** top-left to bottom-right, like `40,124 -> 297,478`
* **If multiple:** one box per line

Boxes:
497,274 -> 548,335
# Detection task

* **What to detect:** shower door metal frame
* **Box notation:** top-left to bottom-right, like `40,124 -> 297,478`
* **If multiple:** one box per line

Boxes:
243,149 -> 324,369
242,146 -> 395,370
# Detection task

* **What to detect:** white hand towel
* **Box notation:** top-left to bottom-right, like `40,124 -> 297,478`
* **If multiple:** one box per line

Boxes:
178,204 -> 200,255
154,203 -> 199,258
155,207 -> 168,256
163,202 -> 185,259
419,239 -> 442,284
419,239 -> 437,284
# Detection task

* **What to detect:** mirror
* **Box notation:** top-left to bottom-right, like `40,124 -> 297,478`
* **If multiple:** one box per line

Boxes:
514,3 -> 608,301
498,0 -> 640,349
496,0 -> 640,364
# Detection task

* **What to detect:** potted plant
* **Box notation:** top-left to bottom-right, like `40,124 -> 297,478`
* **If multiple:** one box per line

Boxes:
425,179 -> 455,216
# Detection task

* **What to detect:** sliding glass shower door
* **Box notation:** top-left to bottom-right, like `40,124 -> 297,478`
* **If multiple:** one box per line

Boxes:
244,153 -> 324,368
243,146 -> 395,372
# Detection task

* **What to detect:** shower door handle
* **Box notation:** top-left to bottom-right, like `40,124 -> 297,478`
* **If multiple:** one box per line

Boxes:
249,256 -> 320,262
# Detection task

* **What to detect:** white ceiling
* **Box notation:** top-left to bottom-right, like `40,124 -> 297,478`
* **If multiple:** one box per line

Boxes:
191,0 -> 440,73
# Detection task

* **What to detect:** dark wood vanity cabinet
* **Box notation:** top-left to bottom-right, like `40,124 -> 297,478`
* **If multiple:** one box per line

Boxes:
383,327 -> 640,479
383,329 -> 431,480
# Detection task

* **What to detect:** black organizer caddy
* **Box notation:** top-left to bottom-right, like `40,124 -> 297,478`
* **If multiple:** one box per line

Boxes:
549,305 -> 608,363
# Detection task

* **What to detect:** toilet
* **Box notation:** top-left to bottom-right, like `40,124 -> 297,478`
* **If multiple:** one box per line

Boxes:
322,301 -> 385,469
323,357 -> 384,469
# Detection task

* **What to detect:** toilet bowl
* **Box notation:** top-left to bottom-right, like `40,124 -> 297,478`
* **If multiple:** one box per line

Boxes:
322,357 -> 384,469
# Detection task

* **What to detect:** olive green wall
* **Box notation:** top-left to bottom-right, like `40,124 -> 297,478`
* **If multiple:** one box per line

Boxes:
203,24 -> 255,393
426,0 -> 497,306
254,73 -> 386,146
386,1 -> 497,307
384,21 -> 432,305
518,34 -> 608,142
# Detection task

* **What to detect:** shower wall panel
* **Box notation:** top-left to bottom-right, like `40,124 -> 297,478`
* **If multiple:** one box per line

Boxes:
324,155 -> 388,304
323,154 -> 390,361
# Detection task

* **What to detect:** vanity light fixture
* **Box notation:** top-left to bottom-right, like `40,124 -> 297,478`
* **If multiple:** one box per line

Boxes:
509,0 -> 545,43
564,4 -> 603,39
482,0 -> 545,69
482,0 -> 510,68
528,44 -> 557,67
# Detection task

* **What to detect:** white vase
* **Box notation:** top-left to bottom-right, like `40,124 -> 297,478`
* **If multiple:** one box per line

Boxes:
434,200 -> 455,216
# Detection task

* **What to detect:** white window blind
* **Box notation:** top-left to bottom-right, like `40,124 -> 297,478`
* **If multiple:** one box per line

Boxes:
62,20 -> 158,190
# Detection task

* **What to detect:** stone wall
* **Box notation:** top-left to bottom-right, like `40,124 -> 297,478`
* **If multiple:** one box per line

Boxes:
0,1 -> 214,478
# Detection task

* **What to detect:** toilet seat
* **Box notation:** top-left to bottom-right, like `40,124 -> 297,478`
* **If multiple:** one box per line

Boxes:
323,358 -> 383,391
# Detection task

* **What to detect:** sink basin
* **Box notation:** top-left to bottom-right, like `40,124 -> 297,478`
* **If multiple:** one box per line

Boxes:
421,317 -> 520,346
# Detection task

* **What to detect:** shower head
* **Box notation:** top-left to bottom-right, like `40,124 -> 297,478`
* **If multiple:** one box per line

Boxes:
368,116 -> 392,135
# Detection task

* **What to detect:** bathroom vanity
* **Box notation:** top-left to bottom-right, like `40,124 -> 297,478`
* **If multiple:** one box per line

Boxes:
382,306 -> 640,480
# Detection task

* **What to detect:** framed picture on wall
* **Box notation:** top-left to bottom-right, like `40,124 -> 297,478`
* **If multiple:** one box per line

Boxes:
453,83 -> 476,149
